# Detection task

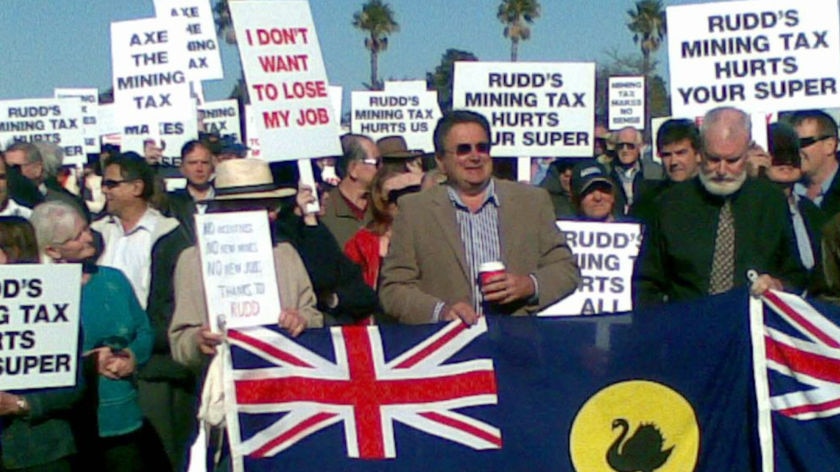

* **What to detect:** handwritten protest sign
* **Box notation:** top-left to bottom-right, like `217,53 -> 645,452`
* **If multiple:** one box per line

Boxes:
54,88 -> 99,158
111,18 -> 194,147
196,211 -> 281,332
352,81 -> 441,152
200,99 -> 242,142
452,61 -> 595,157
667,0 -> 840,117
608,76 -> 645,130
539,221 -> 642,316
154,0 -> 224,81
230,0 -> 341,161
0,265 -> 80,390
0,98 -> 85,165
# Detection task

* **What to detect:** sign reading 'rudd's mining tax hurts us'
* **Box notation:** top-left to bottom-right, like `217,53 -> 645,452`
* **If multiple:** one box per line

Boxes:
0,98 -> 85,165
453,62 -> 595,157
667,0 -> 840,117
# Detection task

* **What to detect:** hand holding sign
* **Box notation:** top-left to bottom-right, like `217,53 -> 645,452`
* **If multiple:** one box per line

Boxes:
279,309 -> 306,337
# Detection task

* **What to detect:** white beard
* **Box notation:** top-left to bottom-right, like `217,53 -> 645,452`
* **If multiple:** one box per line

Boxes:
699,169 -> 747,196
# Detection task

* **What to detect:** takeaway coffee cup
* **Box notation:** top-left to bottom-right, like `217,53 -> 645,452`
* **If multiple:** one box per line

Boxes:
478,261 -> 506,287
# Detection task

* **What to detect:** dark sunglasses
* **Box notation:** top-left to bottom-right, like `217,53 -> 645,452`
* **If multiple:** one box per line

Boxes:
799,135 -> 834,148
102,178 -> 134,189
617,142 -> 637,150
449,142 -> 491,156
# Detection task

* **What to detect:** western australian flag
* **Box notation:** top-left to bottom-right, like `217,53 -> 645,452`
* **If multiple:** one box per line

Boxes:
223,290 -> 786,471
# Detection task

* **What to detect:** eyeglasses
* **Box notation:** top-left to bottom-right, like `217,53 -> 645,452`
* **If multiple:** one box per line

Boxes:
360,158 -> 381,168
447,142 -> 491,157
617,142 -> 638,150
102,179 -> 133,189
799,135 -> 834,148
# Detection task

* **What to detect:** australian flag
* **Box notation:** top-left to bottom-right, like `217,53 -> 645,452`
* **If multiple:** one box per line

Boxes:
755,290 -> 840,471
223,290 -> 774,471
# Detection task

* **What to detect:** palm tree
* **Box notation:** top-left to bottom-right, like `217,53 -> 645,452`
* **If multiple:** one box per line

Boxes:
627,0 -> 666,136
497,0 -> 541,62
426,49 -> 479,113
353,0 -> 399,91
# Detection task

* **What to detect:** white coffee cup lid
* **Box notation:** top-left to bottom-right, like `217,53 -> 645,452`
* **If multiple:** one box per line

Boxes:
478,261 -> 505,272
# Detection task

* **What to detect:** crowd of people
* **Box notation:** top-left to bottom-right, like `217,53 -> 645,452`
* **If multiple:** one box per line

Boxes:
0,104 -> 838,470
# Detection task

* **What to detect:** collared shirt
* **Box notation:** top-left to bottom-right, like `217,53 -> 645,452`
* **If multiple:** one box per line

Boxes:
794,165 -> 838,207
0,199 -> 32,219
616,161 -> 641,207
788,193 -> 815,270
191,185 -> 214,215
97,208 -> 162,309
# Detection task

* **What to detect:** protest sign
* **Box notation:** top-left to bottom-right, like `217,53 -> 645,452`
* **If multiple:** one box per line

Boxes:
0,98 -> 85,165
196,211 -> 281,332
154,0 -> 224,81
608,76 -> 645,130
539,221 -> 642,316
0,265 -> 80,391
200,99 -> 242,143
352,81 -> 441,152
110,17 -> 194,147
244,104 -> 262,159
120,111 -> 199,168
54,88 -> 99,158
230,0 -> 341,161
667,0 -> 840,117
453,61 -> 595,157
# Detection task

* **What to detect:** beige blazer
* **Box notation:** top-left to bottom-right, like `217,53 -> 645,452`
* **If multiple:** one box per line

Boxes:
379,179 -> 581,324
168,243 -> 323,369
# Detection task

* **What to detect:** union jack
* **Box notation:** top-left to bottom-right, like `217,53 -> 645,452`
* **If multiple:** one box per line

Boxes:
225,318 -> 501,460
762,290 -> 840,420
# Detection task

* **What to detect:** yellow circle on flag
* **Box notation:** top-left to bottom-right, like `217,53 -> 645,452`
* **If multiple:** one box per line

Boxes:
569,380 -> 699,472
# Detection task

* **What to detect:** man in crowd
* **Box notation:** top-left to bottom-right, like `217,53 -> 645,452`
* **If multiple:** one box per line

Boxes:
4,142 -> 88,220
630,119 -> 702,223
91,155 -> 194,470
635,107 -> 805,308
570,161 -> 619,222
320,134 -> 381,247
379,110 -> 580,324
792,109 -> 840,218
609,126 -> 663,215
0,158 -> 32,218
539,158 -> 577,219
166,140 -> 215,241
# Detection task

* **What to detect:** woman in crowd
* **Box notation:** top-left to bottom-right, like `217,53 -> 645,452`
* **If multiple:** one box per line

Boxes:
344,167 -> 421,290
30,202 -> 164,471
0,216 -> 83,471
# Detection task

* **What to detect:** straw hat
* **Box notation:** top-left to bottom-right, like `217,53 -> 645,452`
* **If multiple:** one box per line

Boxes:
211,159 -> 297,201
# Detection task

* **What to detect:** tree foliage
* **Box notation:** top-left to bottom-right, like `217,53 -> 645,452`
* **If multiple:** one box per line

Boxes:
426,49 -> 479,113
353,0 -> 399,90
497,0 -> 541,62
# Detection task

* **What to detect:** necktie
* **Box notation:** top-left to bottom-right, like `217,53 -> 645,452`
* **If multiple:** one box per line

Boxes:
709,200 -> 735,294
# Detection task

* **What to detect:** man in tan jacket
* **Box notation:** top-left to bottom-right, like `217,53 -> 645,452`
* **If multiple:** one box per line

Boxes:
379,111 -> 581,324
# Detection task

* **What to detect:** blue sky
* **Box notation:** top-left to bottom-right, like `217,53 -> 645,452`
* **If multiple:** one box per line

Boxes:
0,0 -> 724,106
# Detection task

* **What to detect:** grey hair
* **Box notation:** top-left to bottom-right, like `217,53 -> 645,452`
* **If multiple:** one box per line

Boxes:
700,106 -> 752,142
616,126 -> 643,144
30,201 -> 81,258
33,142 -> 63,178
5,142 -> 42,164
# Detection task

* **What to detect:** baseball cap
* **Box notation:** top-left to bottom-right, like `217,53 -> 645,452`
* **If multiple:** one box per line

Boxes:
571,161 -> 614,197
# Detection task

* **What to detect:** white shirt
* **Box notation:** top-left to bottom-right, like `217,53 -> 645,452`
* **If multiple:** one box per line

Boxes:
0,199 -> 32,219
96,207 -> 162,309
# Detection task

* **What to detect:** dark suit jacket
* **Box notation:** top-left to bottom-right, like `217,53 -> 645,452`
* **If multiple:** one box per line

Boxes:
610,159 -> 664,215
379,179 -> 581,324
165,189 -> 198,243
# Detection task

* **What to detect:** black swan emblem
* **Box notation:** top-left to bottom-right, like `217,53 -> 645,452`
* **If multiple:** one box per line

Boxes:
606,418 -> 674,472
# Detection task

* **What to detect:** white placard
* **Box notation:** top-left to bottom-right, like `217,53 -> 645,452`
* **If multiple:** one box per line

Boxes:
539,221 -> 642,316
0,265 -> 81,390
608,76 -> 645,130
667,0 -> 840,117
120,108 -> 199,168
351,87 -> 441,152
110,18 -> 194,142
154,0 -> 224,81
54,88 -> 100,157
0,98 -> 86,165
453,61 -> 596,157
97,103 -> 120,137
199,99 -> 242,142
230,0 -> 341,161
195,211 -> 281,331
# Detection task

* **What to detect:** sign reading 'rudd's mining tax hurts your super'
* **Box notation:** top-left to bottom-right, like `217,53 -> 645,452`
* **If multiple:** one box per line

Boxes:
0,265 -> 81,391
667,0 -> 840,117
453,61 -> 595,157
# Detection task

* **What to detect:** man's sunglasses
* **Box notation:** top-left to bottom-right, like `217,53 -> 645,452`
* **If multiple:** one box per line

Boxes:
799,135 -> 834,148
617,142 -> 637,150
102,178 -> 136,189
448,142 -> 491,156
